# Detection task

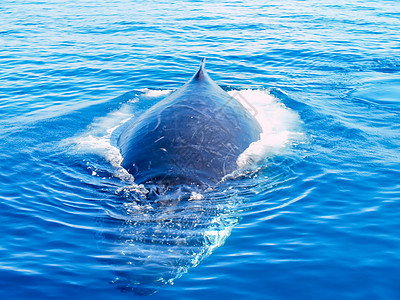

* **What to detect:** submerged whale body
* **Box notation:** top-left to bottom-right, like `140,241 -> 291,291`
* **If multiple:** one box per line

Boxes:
118,58 -> 262,187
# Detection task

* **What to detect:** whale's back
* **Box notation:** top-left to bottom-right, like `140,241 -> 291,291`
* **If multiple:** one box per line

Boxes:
118,60 -> 261,186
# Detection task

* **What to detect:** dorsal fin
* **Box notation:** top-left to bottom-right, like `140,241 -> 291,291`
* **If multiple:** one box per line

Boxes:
193,57 -> 206,80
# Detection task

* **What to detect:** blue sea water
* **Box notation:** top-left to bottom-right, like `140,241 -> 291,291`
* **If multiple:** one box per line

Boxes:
1,0 -> 400,299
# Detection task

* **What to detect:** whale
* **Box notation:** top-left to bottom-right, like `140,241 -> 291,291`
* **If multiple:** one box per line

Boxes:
104,59 -> 263,294
117,58 -> 262,188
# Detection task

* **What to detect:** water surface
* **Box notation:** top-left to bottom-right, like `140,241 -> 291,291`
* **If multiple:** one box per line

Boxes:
1,0 -> 399,299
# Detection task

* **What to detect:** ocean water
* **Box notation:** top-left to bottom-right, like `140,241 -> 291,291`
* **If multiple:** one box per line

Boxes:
1,0 -> 399,299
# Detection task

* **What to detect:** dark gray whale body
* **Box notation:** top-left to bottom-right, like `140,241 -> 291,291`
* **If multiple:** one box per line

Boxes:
118,59 -> 261,187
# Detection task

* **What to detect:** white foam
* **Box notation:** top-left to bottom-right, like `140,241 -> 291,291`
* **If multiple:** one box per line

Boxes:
61,89 -> 173,182
62,103 -> 135,182
189,192 -> 204,201
137,88 -> 173,98
228,89 -> 304,168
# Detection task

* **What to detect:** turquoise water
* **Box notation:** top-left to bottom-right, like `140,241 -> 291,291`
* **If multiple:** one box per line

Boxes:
1,0 -> 400,299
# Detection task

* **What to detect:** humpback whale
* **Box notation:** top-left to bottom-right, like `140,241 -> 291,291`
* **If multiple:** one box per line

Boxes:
106,59 -> 263,294
117,58 -> 262,187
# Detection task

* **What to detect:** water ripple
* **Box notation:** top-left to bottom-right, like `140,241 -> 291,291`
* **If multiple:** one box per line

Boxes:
1,0 -> 400,298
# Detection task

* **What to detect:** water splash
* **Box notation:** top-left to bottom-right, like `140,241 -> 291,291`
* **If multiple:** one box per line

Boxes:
229,89 -> 304,168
